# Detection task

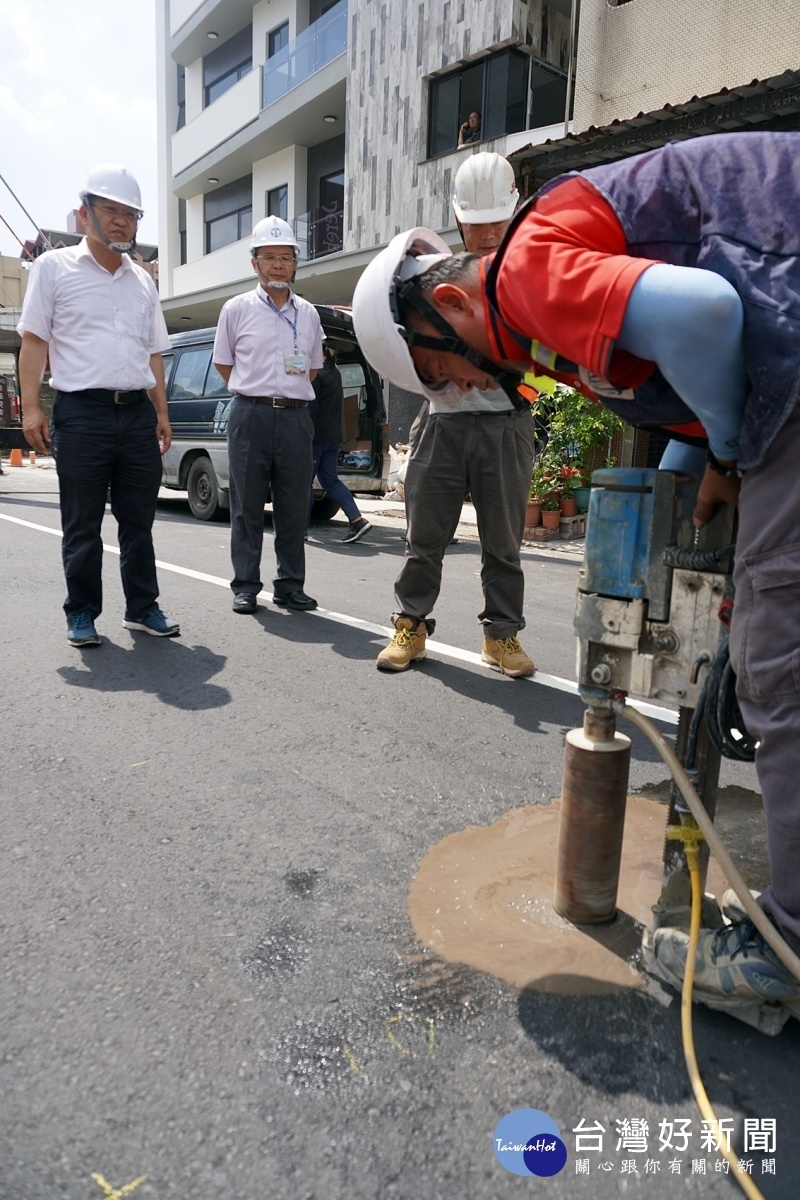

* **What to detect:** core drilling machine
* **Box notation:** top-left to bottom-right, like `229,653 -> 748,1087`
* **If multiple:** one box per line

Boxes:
552,466 -> 791,1035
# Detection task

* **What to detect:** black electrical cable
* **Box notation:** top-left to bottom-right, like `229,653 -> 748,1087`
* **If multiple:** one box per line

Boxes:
686,636 -> 757,767
663,544 -> 736,570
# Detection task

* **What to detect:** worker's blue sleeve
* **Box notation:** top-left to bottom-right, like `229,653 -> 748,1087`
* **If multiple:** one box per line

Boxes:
616,263 -> 746,462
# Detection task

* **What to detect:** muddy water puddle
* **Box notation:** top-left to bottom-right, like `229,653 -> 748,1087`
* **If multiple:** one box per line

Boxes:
408,797 -> 730,996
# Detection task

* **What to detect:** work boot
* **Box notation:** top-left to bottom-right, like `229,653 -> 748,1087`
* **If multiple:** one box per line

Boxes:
481,635 -> 535,678
651,917 -> 800,1007
376,616 -> 427,672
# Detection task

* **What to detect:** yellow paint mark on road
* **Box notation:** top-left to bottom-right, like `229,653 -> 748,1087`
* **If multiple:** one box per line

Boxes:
91,1173 -> 148,1199
129,760 -> 150,768
342,1041 -> 367,1079
386,1014 -> 435,1059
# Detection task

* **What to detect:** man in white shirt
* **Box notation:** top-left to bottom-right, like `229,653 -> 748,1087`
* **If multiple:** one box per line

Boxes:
375,154 -> 535,676
213,217 -> 324,615
17,164 -> 179,648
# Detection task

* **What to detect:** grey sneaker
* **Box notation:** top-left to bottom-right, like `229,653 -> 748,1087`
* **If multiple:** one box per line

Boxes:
342,518 -> 372,544
123,607 -> 181,637
651,917 -> 800,1006
67,610 -> 101,648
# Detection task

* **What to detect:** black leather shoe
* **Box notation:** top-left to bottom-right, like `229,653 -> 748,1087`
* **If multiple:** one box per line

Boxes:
273,590 -> 318,611
232,591 -> 257,614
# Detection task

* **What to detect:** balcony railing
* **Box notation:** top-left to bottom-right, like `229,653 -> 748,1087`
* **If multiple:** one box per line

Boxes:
262,0 -> 347,109
294,201 -> 344,263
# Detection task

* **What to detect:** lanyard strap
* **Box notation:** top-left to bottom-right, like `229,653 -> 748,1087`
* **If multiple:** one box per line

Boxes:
259,290 -> 298,351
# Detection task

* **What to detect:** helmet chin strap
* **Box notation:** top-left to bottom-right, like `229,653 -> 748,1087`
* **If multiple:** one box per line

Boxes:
396,276 -> 525,407
86,198 -> 135,253
255,260 -> 296,291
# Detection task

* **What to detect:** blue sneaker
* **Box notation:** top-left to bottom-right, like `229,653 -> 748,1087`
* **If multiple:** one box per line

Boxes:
123,607 -> 180,637
652,917 -> 800,1006
67,610 -> 101,648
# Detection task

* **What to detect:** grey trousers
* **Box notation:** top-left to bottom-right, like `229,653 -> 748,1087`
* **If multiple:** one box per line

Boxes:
227,397 -> 313,596
395,407 -> 534,638
730,401 -> 800,954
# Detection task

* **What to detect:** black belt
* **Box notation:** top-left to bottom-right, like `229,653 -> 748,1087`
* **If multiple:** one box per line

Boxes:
69,388 -> 147,405
239,395 -> 309,409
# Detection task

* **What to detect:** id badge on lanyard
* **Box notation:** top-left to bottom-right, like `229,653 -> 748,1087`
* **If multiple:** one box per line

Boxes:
261,291 -> 307,374
285,354 -> 308,375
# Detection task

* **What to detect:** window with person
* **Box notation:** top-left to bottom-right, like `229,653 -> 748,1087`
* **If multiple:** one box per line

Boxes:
427,50 -> 568,157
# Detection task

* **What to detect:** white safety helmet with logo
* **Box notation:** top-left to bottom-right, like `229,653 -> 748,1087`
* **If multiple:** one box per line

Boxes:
452,152 -> 519,225
351,227 -> 522,405
249,215 -> 300,253
79,164 -> 143,252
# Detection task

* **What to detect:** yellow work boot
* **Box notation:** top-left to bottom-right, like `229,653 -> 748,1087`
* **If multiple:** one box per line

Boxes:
376,617 -> 427,672
481,635 -> 535,678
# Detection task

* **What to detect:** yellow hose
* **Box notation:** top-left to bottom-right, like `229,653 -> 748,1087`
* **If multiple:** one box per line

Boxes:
681,833 -> 765,1200
618,701 -> 800,984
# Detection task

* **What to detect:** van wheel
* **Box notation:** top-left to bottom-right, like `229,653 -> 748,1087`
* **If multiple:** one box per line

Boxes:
187,456 -> 222,521
310,494 -> 340,522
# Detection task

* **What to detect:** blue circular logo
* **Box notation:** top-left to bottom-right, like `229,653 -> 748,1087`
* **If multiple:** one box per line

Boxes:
493,1108 -> 567,1177
523,1133 -> 568,1177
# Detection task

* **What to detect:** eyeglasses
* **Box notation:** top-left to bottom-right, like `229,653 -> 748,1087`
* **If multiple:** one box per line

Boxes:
255,253 -> 296,265
93,202 -> 142,223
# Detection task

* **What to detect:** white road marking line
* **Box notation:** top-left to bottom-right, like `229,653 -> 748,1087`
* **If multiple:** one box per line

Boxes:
0,510 -> 678,725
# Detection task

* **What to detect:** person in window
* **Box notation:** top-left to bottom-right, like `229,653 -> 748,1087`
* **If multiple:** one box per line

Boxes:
457,111 -> 482,147
307,345 -> 372,544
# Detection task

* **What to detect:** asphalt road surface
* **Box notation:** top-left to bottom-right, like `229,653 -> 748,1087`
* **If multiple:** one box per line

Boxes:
1,461 -> 797,1200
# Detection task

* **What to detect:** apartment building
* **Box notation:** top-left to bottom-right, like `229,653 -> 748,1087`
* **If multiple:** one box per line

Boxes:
156,0 -> 574,330
511,0 -> 800,194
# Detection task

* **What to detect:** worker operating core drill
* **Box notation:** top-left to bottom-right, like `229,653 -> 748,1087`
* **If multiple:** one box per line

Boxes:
351,130 -> 800,1019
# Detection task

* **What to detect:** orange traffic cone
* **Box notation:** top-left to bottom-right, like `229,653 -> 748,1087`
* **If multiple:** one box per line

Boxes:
9,448 -> 23,467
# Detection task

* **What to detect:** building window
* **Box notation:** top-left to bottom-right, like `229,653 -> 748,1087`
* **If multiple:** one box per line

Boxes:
268,21 -> 289,59
177,65 -> 185,131
267,185 -> 288,221
203,25 -> 252,107
205,176 -> 252,254
427,49 -> 567,157
528,60 -> 570,130
178,198 -> 187,265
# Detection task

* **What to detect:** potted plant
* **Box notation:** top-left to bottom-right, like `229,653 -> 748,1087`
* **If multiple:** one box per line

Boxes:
525,491 -> 542,529
559,486 -> 577,517
541,494 -> 562,529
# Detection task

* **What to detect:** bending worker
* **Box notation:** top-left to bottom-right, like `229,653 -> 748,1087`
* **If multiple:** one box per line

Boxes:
376,153 -> 535,677
352,130 -> 800,1015
214,217 -> 322,616
18,164 -> 179,647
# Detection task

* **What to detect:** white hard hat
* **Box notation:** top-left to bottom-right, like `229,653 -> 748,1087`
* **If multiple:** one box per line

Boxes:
452,153 -> 519,224
352,228 -> 464,404
250,216 -> 300,253
80,164 -> 143,213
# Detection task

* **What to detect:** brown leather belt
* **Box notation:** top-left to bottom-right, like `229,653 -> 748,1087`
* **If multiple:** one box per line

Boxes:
239,395 -> 309,409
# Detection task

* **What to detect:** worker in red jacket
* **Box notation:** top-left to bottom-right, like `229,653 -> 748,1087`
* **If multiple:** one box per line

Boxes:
352,131 -> 800,1019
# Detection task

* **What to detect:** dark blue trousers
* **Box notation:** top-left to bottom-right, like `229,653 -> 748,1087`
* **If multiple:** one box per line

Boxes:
51,391 -> 163,620
227,396 -> 313,596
